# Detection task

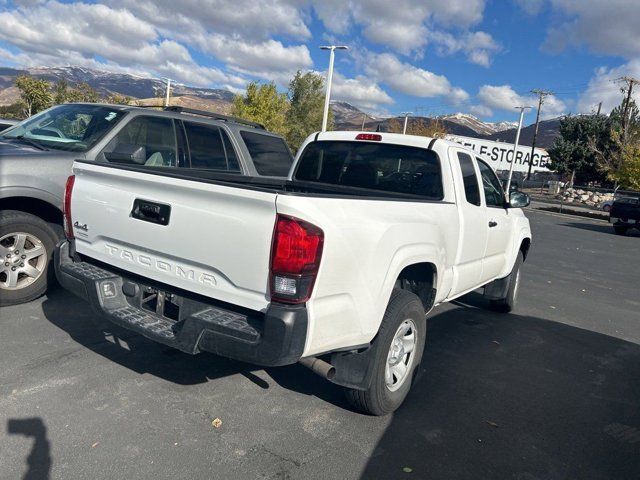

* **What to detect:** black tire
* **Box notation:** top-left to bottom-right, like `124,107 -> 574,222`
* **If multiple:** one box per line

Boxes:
489,251 -> 524,313
614,225 -> 628,236
344,289 -> 426,416
0,210 -> 61,307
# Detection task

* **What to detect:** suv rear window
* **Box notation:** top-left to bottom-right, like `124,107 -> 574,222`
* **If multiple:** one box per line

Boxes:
294,141 -> 443,199
240,131 -> 293,176
184,122 -> 240,172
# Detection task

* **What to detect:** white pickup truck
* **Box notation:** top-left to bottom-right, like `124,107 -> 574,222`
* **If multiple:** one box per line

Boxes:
55,131 -> 532,415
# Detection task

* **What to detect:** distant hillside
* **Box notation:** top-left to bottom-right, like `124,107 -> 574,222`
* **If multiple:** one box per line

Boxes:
0,66 -> 234,104
0,65 -> 562,147
484,117 -> 562,149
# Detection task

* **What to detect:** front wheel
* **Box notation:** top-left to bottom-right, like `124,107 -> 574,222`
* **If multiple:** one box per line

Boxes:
489,251 -> 524,313
613,225 -> 628,236
0,211 -> 59,307
344,289 -> 426,416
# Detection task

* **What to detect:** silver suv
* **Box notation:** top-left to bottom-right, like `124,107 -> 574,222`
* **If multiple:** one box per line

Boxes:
0,103 -> 293,306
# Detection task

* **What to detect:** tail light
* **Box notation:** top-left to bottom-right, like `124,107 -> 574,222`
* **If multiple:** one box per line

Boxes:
270,215 -> 324,304
63,175 -> 75,239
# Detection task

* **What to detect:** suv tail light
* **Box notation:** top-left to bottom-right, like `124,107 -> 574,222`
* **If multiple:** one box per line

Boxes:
63,175 -> 75,239
270,215 -> 324,304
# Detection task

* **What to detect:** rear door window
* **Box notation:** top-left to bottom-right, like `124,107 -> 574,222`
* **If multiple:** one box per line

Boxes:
294,141 -> 443,199
100,116 -> 177,167
183,122 -> 240,172
240,131 -> 293,176
457,152 -> 481,206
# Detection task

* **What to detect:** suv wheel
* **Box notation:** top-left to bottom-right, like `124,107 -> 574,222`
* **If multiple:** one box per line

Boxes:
613,225 -> 628,235
0,211 -> 59,306
344,289 -> 426,416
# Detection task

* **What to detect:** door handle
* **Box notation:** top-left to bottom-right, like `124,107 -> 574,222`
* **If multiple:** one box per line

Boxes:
488,221 -> 498,228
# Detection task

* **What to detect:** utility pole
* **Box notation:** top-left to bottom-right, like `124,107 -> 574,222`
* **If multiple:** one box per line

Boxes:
162,77 -> 172,107
361,113 -> 367,130
320,45 -> 348,132
615,76 -> 639,137
526,89 -> 553,180
596,102 -> 602,115
401,112 -> 412,134
506,106 -> 533,197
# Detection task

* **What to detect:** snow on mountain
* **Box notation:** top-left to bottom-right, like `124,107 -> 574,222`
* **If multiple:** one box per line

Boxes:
437,113 -> 516,136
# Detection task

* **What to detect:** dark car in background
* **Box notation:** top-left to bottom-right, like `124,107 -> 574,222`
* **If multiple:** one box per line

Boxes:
0,103 -> 293,306
609,196 -> 640,235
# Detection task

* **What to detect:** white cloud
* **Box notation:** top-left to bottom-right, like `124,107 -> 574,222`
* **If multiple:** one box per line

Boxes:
577,59 -> 640,114
313,0 -> 489,59
364,53 -> 469,104
331,72 -> 394,111
469,104 -> 494,117
477,84 -> 566,119
110,0 -> 310,41
513,0 -> 545,16
428,30 -> 501,67
543,0 -> 640,59
0,1 -> 248,87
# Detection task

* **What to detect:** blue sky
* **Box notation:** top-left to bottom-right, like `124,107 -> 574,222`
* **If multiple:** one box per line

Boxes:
1,0 -> 639,123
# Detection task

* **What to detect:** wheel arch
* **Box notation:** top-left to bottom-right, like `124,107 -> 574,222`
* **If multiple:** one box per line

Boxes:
0,196 -> 63,226
520,237 -> 531,261
394,262 -> 438,312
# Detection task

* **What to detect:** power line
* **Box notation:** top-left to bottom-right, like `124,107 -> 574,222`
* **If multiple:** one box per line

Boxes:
614,76 -> 639,136
526,89 -> 553,179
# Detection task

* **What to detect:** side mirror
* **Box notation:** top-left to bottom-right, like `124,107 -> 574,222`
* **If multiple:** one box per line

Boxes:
104,144 -> 146,165
508,191 -> 530,208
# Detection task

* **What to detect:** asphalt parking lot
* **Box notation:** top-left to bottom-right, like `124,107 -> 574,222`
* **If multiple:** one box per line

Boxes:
1,209 -> 639,480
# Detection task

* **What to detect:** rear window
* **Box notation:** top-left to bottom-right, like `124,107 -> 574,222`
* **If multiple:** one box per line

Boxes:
457,152 -> 481,206
240,131 -> 293,176
294,141 -> 443,199
184,122 -> 240,172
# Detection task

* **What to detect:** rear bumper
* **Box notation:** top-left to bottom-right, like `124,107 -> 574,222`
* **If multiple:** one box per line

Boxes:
54,241 -> 307,367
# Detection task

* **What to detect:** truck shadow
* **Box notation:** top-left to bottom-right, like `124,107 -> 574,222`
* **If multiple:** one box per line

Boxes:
40,289 -> 348,407
41,289 -> 640,479
361,294 -> 640,480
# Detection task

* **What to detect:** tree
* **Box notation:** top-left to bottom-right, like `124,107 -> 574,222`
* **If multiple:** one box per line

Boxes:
590,98 -> 640,188
548,114 -> 610,184
385,117 -> 448,138
105,93 -> 132,105
231,81 -> 289,137
614,142 -> 640,190
14,75 -> 52,117
286,71 -> 331,151
52,80 -> 100,104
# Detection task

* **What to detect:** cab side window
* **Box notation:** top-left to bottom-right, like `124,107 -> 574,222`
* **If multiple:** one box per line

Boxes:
183,122 -> 240,172
477,159 -> 505,207
457,152 -> 481,206
100,116 -> 177,167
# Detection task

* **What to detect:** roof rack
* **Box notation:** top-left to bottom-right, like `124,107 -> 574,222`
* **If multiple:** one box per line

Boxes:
162,106 -> 265,129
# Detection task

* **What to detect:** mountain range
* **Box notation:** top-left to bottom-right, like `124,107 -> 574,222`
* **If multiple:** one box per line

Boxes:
0,66 -> 561,148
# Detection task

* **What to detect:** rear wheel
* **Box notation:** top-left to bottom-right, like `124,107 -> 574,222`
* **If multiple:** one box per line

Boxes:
489,251 -> 524,313
0,211 -> 59,307
344,289 -> 426,416
613,225 -> 628,235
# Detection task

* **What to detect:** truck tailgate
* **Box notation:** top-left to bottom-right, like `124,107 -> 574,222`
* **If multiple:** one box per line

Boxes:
70,162 -> 277,312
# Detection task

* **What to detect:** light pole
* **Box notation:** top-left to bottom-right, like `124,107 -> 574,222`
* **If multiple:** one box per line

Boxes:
401,112 -> 412,134
320,45 -> 348,132
505,106 -> 532,198
162,77 -> 173,107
